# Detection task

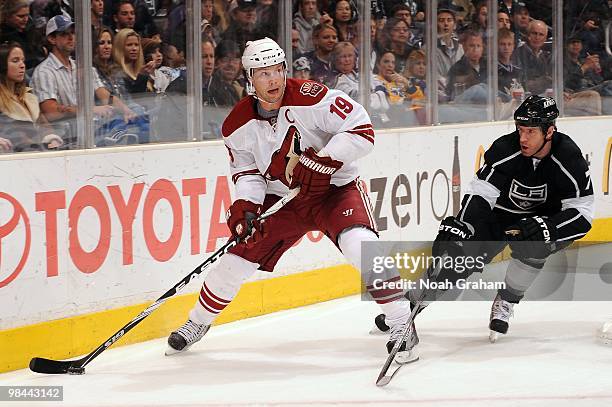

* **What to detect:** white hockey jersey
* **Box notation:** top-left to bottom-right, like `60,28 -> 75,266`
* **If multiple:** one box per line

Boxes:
222,78 -> 374,204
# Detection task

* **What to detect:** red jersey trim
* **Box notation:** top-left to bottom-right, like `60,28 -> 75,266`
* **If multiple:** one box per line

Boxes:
222,96 -> 258,138
282,78 -> 329,107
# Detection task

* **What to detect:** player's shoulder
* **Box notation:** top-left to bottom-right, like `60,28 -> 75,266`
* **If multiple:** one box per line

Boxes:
282,78 -> 330,107
486,131 -> 521,163
222,96 -> 258,138
550,131 -> 584,161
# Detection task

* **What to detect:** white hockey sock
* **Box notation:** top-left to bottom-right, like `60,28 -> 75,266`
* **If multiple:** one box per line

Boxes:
338,227 -> 408,320
189,253 -> 258,325
502,258 -> 542,301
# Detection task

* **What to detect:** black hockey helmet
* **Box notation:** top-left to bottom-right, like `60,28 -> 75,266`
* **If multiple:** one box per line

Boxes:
514,95 -> 559,131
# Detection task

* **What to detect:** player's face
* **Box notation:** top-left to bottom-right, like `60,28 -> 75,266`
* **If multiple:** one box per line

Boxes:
518,125 -> 553,157
252,63 -> 286,106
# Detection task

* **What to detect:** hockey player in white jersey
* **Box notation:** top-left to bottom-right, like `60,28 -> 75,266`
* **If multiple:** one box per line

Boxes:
166,38 -> 416,362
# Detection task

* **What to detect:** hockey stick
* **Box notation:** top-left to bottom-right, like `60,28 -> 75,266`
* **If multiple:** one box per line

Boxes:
29,188 -> 300,375
375,254 -> 447,387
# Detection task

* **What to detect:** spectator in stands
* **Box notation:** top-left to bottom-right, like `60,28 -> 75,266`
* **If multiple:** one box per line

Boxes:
293,0 -> 324,54
498,0 -> 521,16
379,17 -> 418,74
0,0 -> 47,71
92,0 -> 104,31
573,12 -> 606,59
31,0 -> 73,31
112,28 -> 156,97
132,0 -> 159,38
450,0 -> 474,26
564,35 -> 609,115
142,38 -> 172,93
92,27 -> 152,146
402,49 -> 427,97
301,24 -> 338,84
222,0 -> 273,52
327,41 -> 357,91
0,42 -> 63,151
512,19 -> 551,96
497,11 -> 511,30
208,40 -> 243,107
112,1 -> 136,32
512,3 -> 530,45
466,1 -> 488,33
436,5 -> 464,83
92,27 -> 137,118
373,51 -> 424,118
446,30 -> 488,103
291,27 -> 300,57
256,0 -> 278,39
159,37 -> 217,141
328,0 -> 358,46
32,15 -> 114,128
497,28 -> 524,100
292,56 -> 311,80
161,43 -> 186,70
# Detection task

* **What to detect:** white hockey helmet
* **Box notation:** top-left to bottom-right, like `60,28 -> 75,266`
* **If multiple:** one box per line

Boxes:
242,37 -> 286,96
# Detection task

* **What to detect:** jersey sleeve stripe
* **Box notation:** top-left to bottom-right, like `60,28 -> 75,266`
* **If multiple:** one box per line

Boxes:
484,151 -> 522,182
551,155 -> 580,198
231,169 -> 263,184
346,129 -> 375,144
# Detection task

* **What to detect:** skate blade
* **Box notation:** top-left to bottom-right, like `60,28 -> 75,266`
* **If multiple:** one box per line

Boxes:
489,330 -> 500,343
395,347 -> 419,364
165,345 -> 190,356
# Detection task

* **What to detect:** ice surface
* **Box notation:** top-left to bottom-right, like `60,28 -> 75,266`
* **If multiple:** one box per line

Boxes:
1,296 -> 611,406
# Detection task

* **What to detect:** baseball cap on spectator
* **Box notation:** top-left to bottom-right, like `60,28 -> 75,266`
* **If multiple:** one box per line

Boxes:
437,1 -> 462,18
515,2 -> 528,13
229,0 -> 257,13
293,56 -> 311,72
46,15 -> 75,36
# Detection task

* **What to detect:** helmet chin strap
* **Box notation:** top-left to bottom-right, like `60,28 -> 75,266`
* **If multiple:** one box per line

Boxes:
529,127 -> 553,158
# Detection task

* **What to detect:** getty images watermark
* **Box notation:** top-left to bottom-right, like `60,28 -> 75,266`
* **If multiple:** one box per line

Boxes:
368,250 -> 503,291
360,241 -> 612,302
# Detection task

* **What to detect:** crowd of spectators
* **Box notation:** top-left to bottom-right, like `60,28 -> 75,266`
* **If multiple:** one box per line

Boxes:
0,0 -> 610,153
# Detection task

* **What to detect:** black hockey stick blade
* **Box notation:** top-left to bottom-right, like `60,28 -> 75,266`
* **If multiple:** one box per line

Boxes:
29,357 -> 85,375
376,357 -> 419,387
29,188 -> 299,375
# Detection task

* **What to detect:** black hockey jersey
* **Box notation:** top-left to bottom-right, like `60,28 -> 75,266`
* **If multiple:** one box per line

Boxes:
459,131 -> 594,242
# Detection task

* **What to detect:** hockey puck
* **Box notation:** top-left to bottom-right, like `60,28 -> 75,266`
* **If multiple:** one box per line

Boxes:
67,366 -> 85,375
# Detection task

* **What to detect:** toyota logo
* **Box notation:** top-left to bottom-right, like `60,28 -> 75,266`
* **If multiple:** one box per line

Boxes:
0,192 -> 31,288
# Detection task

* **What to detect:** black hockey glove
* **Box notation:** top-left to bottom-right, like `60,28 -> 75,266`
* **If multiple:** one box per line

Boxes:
432,216 -> 474,258
505,216 -> 558,260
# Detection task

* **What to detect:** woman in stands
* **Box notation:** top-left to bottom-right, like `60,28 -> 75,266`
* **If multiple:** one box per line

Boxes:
0,42 -> 63,152
112,28 -> 156,98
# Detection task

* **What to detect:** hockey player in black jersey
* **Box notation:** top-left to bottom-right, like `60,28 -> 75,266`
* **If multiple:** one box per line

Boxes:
372,95 -> 594,345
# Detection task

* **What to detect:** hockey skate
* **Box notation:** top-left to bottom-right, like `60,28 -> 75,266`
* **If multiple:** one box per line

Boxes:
387,320 -> 419,364
597,320 -> 612,345
489,294 -> 515,343
165,319 -> 210,355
